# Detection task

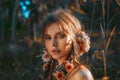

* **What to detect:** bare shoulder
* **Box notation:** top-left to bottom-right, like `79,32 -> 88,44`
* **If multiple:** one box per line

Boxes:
68,65 -> 94,80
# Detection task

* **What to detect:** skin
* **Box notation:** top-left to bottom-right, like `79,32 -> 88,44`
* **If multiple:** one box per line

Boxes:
68,66 -> 94,80
44,23 -> 72,65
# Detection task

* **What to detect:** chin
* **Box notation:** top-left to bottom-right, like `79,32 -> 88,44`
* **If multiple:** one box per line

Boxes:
51,56 -> 59,60
52,57 -> 59,60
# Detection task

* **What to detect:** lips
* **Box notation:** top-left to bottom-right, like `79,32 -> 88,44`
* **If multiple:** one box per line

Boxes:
51,49 -> 60,54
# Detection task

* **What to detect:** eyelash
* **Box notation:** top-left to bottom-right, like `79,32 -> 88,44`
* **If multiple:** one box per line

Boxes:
44,34 -> 66,40
57,34 -> 66,39
44,36 -> 51,40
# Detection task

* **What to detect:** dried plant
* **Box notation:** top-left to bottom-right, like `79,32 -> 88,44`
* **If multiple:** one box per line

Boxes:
100,0 -> 117,79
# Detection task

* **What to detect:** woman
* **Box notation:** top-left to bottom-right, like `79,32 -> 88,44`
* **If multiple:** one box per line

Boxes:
40,9 -> 94,80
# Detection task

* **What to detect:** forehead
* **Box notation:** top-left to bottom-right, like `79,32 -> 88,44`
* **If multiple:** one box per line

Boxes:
44,23 -> 67,35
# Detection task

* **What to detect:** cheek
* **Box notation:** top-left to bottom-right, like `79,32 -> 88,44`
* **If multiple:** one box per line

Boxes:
65,37 -> 72,51
65,42 -> 72,53
60,40 -> 72,53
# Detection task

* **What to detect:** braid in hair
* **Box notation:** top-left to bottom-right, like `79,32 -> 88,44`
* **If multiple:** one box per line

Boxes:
43,59 -> 56,80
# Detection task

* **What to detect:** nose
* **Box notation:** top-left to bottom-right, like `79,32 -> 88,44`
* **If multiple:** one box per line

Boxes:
52,38 -> 58,47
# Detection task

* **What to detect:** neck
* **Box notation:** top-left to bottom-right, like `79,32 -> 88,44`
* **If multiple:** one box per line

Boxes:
58,56 -> 68,65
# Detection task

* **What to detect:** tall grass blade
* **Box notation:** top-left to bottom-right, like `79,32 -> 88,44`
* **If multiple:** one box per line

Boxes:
105,26 -> 116,53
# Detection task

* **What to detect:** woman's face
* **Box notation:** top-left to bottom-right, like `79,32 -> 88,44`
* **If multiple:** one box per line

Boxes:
44,23 -> 72,61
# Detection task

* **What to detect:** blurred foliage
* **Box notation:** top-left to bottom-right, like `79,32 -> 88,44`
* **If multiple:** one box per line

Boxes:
0,0 -> 120,80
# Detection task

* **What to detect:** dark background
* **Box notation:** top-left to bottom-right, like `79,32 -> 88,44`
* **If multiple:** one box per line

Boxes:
0,0 -> 120,80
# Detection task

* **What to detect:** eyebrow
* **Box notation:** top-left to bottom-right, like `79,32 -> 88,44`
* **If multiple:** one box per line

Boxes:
44,32 -> 64,36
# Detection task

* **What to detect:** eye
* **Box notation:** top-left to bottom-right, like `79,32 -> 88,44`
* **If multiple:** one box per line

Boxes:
44,36 -> 51,40
56,34 -> 66,39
